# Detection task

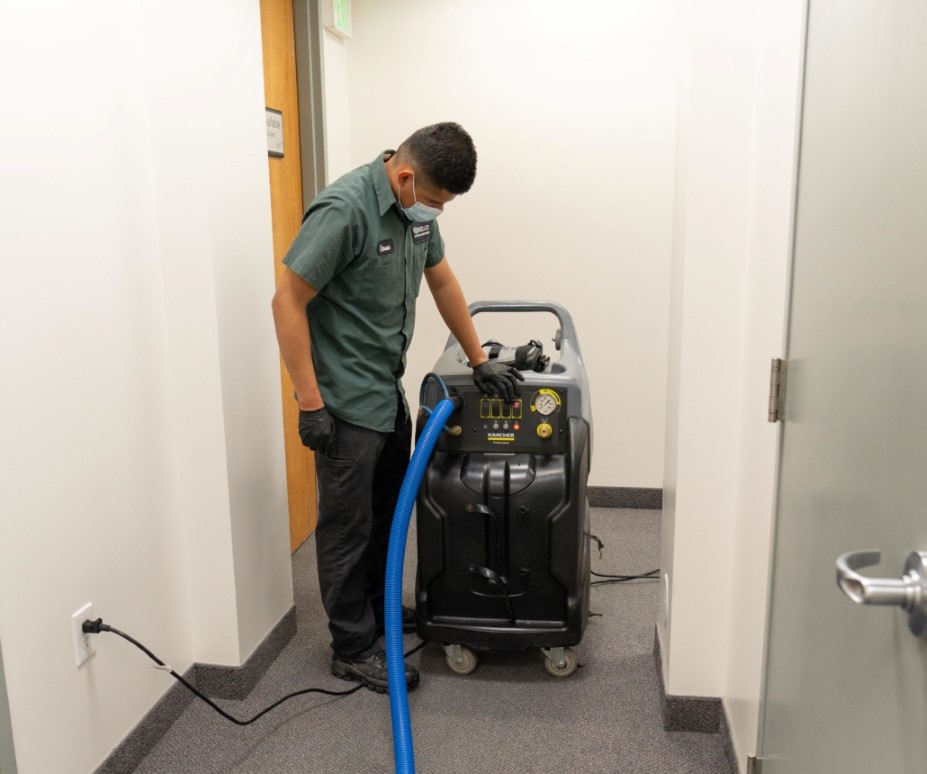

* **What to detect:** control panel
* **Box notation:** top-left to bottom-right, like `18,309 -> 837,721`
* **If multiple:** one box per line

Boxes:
432,384 -> 569,455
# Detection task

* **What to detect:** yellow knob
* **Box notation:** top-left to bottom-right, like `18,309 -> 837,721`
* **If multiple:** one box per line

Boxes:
536,422 -> 553,439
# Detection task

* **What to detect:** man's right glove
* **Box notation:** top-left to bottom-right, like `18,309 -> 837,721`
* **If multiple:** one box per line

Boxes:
298,407 -> 336,455
472,360 -> 525,404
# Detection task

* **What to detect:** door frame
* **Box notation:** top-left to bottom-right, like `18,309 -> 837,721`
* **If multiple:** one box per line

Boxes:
754,0 -> 811,761
293,0 -> 328,209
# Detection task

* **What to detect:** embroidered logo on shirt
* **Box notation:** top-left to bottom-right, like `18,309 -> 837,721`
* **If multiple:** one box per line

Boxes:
411,223 -> 431,244
376,239 -> 395,256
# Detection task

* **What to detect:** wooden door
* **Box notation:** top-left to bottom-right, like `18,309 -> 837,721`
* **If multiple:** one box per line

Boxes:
260,0 -> 316,551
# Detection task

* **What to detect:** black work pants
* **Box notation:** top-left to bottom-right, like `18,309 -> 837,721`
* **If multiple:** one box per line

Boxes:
313,400 -> 411,659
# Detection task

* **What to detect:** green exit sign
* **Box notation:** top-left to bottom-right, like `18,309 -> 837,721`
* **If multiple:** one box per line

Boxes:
326,0 -> 352,39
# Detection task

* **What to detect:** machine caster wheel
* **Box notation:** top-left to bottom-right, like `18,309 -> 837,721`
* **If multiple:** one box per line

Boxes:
444,644 -> 479,675
543,647 -> 578,678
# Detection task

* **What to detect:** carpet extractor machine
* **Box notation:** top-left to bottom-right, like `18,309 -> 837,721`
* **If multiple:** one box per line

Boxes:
415,300 -> 593,678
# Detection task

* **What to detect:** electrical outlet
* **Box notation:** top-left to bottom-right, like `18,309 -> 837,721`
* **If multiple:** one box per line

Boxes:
70,603 -> 95,667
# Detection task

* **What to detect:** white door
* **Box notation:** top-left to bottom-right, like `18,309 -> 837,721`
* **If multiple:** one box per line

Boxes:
757,1 -> 927,771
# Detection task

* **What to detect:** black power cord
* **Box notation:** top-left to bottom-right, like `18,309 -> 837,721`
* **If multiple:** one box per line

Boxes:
402,639 -> 428,659
591,569 -> 660,586
587,532 -> 660,587
82,618 -> 423,726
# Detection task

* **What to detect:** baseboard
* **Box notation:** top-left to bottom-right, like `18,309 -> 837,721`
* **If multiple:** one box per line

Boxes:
95,606 -> 297,774
194,606 -> 298,699
588,486 -> 663,509
95,667 -> 197,774
653,628 -> 738,774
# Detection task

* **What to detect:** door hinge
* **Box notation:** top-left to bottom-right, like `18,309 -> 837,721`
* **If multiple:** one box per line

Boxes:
768,358 -> 787,422
747,755 -> 763,774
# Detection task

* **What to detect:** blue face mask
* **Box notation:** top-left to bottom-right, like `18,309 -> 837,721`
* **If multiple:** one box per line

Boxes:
400,175 -> 442,222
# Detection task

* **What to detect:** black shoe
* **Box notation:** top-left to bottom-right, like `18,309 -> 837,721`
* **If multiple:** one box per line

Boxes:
375,606 -> 417,636
331,650 -> 420,693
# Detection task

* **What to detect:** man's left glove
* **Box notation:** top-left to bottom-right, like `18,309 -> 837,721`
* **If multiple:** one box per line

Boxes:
298,407 -> 336,455
472,360 -> 525,403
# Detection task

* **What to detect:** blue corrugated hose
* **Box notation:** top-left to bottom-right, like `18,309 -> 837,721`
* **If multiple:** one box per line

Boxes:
384,396 -> 455,774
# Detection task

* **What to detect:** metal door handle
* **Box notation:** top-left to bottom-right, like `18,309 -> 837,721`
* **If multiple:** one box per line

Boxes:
835,549 -> 927,636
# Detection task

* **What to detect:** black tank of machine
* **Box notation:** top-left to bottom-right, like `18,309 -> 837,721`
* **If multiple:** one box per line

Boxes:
415,301 -> 593,678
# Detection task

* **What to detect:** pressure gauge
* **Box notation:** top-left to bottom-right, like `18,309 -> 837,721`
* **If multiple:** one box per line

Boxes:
534,393 -> 558,416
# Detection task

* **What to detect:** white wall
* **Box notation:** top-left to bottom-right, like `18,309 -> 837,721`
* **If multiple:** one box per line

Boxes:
332,0 -> 679,488
661,0 -> 758,697
659,0 -> 803,771
0,2 -> 292,772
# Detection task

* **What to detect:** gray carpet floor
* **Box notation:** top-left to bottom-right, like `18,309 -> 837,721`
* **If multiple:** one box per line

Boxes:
132,509 -> 731,773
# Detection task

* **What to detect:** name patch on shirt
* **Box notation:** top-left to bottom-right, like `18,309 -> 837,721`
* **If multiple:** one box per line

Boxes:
376,239 -> 395,256
411,223 -> 432,244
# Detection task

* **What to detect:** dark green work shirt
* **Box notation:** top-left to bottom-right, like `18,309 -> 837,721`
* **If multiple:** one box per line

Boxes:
282,151 -> 445,432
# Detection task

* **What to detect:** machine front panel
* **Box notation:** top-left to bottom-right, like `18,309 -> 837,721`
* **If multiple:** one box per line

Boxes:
433,384 -> 569,455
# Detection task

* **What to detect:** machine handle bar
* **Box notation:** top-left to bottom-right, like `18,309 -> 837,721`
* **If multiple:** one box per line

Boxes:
445,300 -> 582,358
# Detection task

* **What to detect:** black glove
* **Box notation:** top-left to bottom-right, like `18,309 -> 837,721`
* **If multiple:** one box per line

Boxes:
298,408 -> 336,455
472,360 -> 524,403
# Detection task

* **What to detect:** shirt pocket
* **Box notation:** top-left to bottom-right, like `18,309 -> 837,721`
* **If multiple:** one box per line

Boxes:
355,253 -> 402,310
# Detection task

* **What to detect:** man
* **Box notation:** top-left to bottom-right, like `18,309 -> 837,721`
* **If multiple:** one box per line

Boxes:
271,122 -> 522,692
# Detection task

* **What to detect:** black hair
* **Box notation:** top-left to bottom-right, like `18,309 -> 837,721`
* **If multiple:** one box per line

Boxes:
397,122 -> 477,195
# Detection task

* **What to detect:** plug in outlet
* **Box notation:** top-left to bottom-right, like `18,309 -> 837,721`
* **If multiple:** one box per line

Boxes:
71,603 -> 96,667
